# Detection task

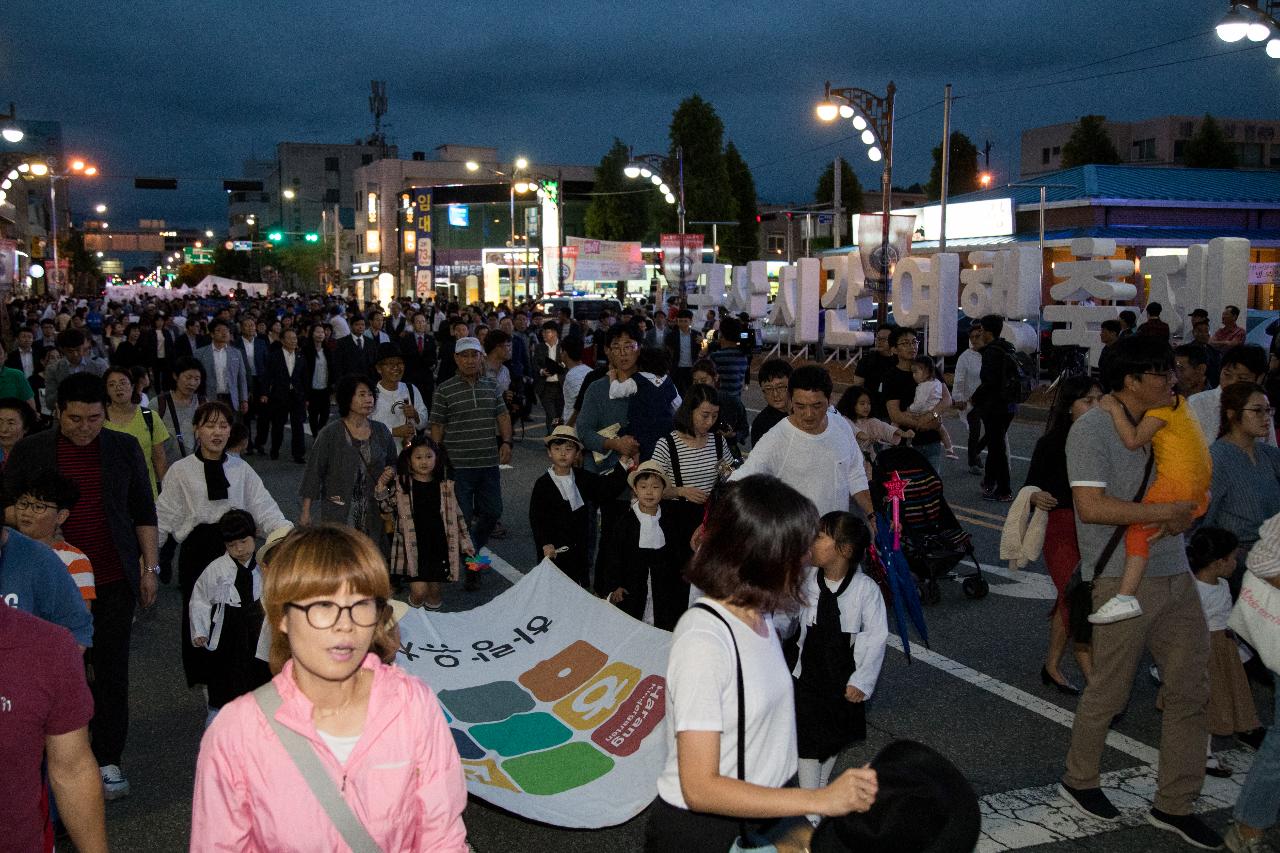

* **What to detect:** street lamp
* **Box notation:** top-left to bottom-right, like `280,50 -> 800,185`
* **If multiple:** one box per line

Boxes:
95,203 -> 107,214
623,147 -> 686,299
2,156 -> 98,294
817,80 -> 896,323
1216,1 -> 1280,52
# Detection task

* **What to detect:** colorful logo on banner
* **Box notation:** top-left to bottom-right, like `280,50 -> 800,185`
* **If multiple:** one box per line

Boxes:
565,236 -> 644,282
411,188 -> 433,294
395,560 -> 670,828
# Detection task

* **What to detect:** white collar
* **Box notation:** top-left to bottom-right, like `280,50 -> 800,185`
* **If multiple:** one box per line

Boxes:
547,468 -> 584,511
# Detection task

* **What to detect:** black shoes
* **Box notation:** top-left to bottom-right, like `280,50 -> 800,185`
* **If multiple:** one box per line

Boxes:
1146,809 -> 1223,849
1040,666 -> 1081,696
1236,727 -> 1267,751
1058,783 -> 1120,821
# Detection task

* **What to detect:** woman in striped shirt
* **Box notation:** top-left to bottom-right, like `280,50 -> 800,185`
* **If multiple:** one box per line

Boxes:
650,384 -> 737,556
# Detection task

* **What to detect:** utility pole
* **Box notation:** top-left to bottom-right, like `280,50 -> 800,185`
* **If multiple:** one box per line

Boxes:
832,155 -> 842,248
939,84 -> 952,254
983,139 -> 993,170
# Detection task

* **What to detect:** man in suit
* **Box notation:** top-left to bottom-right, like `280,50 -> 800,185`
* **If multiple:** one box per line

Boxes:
335,314 -> 376,382
232,315 -> 271,453
194,320 -> 249,415
399,311 -> 437,407
5,327 -> 46,381
265,327 -> 309,462
172,321 -> 208,362
664,309 -> 704,394
385,301 -> 408,338
139,313 -> 177,393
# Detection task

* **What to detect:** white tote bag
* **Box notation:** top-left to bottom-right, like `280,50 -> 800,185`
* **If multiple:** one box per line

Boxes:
1228,572 -> 1280,673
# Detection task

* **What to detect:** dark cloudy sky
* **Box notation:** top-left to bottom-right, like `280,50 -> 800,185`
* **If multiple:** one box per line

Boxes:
4,0 -> 1277,230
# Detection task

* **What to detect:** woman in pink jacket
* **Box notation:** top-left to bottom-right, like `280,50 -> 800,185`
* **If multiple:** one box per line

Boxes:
190,524 -> 468,852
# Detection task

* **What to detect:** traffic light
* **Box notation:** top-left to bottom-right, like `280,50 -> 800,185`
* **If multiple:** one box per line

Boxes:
304,232 -> 320,243
540,181 -> 559,204
267,231 -> 284,243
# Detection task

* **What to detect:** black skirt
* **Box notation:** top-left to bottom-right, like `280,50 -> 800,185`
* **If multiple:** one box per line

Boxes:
204,601 -> 272,709
794,675 -> 866,761
178,523 -> 228,688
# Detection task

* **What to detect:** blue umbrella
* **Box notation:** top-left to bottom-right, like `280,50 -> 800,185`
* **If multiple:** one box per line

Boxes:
872,512 -> 929,663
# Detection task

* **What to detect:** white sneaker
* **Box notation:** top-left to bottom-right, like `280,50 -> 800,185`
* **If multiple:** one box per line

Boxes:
1088,596 -> 1143,625
100,764 -> 130,800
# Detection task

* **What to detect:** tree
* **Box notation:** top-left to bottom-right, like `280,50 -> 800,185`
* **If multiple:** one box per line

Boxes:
723,141 -> 759,264
176,263 -> 207,287
212,243 -> 253,280
1060,115 -> 1120,168
1183,114 -> 1238,169
663,95 -> 737,248
276,241 -> 329,289
926,132 -> 979,200
584,138 -> 651,241
815,158 -> 864,215
60,228 -> 102,295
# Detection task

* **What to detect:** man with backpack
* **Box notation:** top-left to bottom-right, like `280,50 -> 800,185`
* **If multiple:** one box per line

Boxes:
973,314 -> 1021,502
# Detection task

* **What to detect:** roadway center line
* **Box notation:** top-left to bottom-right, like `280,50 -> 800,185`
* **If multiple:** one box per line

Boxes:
884,636 -> 1158,764
479,548 -> 525,586
953,443 -> 1032,463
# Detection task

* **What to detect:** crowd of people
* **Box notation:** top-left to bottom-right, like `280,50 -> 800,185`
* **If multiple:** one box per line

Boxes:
0,286 -> 1275,852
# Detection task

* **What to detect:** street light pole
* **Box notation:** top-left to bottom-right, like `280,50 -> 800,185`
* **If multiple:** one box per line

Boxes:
676,145 -> 686,304
623,148 -> 684,306
818,80 -> 896,324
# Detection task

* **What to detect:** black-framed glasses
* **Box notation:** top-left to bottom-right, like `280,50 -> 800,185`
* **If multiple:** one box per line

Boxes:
285,598 -> 385,629
761,382 -> 789,395
1243,406 -> 1276,417
14,498 -> 57,513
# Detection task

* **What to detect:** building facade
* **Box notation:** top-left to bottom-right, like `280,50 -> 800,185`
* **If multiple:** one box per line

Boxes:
1021,115 -> 1280,178
351,145 -> 595,301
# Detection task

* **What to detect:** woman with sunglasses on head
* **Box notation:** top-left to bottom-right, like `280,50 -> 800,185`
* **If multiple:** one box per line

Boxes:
191,524 -> 467,852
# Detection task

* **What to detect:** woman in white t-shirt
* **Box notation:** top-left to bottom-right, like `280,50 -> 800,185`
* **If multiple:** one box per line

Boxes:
645,474 -> 878,851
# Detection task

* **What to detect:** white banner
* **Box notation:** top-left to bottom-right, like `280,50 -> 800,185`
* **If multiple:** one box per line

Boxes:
395,561 -> 671,828
566,237 -> 644,282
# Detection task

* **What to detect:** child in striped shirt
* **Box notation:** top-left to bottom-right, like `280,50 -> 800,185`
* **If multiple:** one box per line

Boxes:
13,473 -> 95,607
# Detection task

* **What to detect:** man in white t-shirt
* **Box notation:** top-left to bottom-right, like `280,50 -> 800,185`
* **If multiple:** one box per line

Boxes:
1187,344 -> 1276,447
731,365 -> 872,519
370,343 -> 422,447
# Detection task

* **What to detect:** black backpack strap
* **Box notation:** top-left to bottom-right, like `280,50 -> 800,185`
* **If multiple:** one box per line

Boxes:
690,602 -> 749,843
1090,450 -> 1156,580
664,433 -> 683,488
141,407 -> 154,441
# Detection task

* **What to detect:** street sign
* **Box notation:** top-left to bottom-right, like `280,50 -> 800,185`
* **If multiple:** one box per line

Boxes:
817,213 -> 833,225
232,240 -> 253,252
183,247 -> 213,264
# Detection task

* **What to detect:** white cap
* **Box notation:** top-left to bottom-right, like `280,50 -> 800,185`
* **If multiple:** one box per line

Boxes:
454,336 -> 483,355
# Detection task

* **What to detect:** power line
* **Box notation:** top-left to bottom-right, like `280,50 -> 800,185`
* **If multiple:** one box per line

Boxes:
955,42 -> 1262,101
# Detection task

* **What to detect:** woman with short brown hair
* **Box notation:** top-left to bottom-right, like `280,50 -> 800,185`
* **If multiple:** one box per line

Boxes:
192,524 -> 467,851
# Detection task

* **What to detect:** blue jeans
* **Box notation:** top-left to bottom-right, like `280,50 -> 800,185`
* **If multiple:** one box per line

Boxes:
453,466 -> 503,552
1234,671 -> 1280,830
915,441 -> 942,470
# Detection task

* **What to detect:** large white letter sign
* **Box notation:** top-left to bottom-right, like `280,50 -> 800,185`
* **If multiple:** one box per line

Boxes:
793,258 -> 822,344
1205,237 -> 1250,324
687,264 -> 729,314
895,253 -> 959,356
1048,238 -> 1136,303
821,253 -> 875,348
1143,254 -> 1188,338
1043,238 -> 1134,368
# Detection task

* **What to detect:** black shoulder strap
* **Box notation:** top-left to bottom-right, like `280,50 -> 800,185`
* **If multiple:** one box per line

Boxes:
691,596 -> 747,835
141,407 -> 154,441
664,433 -> 683,488
1091,450 -> 1156,580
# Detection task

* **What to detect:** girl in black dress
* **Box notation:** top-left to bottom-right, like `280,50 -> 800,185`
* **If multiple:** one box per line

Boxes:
188,509 -> 272,725
784,511 -> 888,823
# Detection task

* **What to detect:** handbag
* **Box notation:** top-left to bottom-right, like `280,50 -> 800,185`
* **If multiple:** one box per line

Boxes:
1228,572 -> 1280,672
1065,451 -> 1155,644
253,683 -> 384,853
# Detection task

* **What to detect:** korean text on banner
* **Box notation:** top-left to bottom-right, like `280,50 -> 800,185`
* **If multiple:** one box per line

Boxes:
566,237 -> 644,282
411,188 -> 433,290
395,560 -> 671,828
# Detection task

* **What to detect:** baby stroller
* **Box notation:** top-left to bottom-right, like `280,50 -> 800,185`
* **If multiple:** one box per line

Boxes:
871,445 -> 988,605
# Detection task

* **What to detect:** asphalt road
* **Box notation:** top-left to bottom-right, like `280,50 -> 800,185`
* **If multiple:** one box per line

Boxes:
96,392 -> 1276,853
